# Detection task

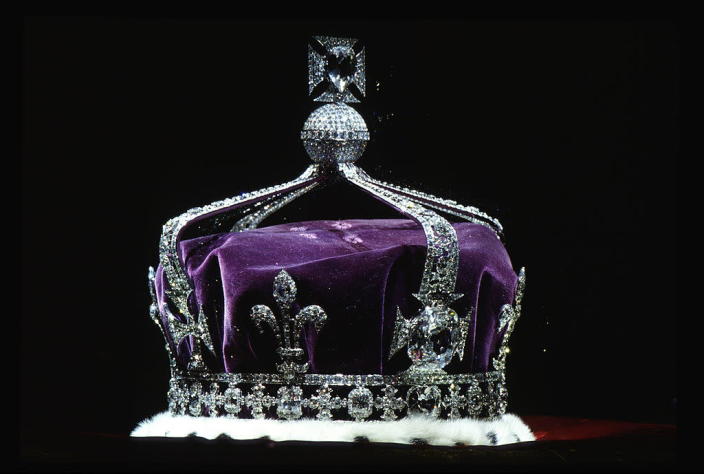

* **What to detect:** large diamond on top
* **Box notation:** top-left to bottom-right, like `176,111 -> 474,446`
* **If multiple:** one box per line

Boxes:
407,306 -> 460,371
308,36 -> 365,103
326,46 -> 357,94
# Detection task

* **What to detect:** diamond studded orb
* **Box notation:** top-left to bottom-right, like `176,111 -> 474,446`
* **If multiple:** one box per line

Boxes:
301,103 -> 369,163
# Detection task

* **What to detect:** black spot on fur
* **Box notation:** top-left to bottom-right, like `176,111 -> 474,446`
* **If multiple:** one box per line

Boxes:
486,431 -> 498,445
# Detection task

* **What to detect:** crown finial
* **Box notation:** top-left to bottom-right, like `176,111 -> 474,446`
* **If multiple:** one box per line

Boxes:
309,36 -> 365,103
302,36 -> 369,164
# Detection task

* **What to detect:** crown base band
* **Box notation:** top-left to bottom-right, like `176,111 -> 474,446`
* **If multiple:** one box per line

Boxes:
168,370 -> 508,422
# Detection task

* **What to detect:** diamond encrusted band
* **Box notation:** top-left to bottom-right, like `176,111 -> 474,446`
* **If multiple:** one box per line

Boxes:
364,176 -> 504,238
340,164 -> 461,306
167,370 -> 507,421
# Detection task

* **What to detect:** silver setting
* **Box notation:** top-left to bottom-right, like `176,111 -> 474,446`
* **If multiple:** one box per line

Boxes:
364,177 -> 504,238
347,385 -> 375,421
276,385 -> 304,420
301,103 -> 368,140
166,370 -> 506,421
309,384 -> 343,420
148,267 -> 178,375
250,270 -> 328,381
374,385 -> 406,421
309,36 -> 365,103
389,305 -> 473,373
245,383 -> 275,419
177,369 -> 503,387
466,378 -> 484,418
229,183 -> 319,233
223,385 -> 243,417
443,383 -> 468,420
188,382 -> 204,416
492,268 -> 526,372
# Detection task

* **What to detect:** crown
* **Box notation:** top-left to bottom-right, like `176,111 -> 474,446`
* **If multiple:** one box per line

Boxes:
135,37 -> 533,445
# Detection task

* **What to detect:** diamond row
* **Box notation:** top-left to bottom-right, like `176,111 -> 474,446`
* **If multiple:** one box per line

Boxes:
176,369 -> 503,386
300,130 -> 370,140
168,374 -> 507,422
364,176 -> 504,236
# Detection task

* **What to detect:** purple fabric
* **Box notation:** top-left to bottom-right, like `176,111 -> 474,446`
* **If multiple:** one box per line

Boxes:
156,219 -> 518,375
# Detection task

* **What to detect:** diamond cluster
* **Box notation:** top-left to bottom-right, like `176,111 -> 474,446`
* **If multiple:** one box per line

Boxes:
406,306 -> 460,370
492,268 -> 526,373
301,103 -> 369,140
301,103 -> 369,163
250,270 -> 328,381
308,36 -> 365,103
166,371 -> 506,421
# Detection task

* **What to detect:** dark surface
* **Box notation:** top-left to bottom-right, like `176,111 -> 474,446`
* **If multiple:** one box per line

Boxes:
21,14 -> 679,459
19,417 -> 678,472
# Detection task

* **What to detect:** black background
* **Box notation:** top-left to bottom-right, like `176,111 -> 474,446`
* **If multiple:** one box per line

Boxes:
21,17 -> 679,438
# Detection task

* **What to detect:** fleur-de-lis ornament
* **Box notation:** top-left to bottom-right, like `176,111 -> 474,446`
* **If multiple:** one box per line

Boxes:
250,270 -> 327,381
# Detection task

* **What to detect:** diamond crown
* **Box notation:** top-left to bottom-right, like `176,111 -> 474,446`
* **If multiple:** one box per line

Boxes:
148,36 -> 524,422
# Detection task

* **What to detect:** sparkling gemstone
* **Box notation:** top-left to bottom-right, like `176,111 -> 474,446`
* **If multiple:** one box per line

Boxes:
407,306 -> 460,371
273,270 -> 296,305
276,386 -> 303,420
406,385 -> 442,417
223,387 -> 242,415
302,139 -> 367,164
347,386 -> 374,420
167,386 -> 182,412
300,103 -> 369,163
326,46 -> 357,93
188,399 -> 202,416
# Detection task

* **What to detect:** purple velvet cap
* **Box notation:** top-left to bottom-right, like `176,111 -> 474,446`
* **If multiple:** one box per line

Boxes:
155,218 -> 518,376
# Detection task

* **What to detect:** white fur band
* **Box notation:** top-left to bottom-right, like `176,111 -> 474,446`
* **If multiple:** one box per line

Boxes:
131,412 -> 534,446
